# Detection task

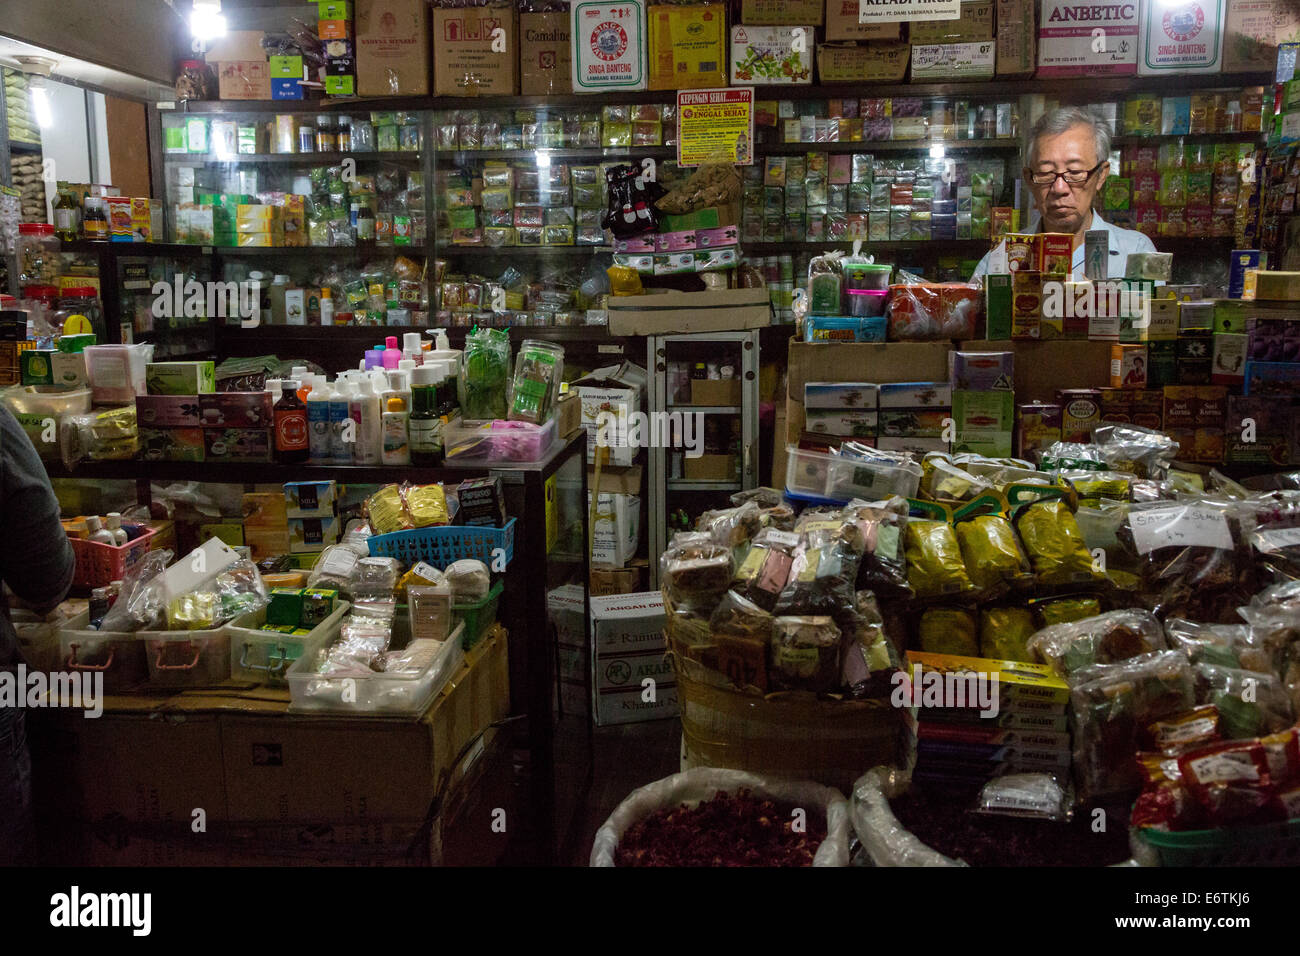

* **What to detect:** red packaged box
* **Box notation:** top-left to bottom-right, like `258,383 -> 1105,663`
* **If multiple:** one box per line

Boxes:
198,391 -> 274,429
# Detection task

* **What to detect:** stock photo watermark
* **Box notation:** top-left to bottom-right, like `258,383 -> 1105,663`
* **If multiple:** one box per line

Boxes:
0,666 -> 103,718
594,409 -> 706,458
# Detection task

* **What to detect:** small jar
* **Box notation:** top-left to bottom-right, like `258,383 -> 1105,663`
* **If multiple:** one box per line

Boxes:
315,115 -> 336,153
17,223 -> 59,286
298,124 -> 316,153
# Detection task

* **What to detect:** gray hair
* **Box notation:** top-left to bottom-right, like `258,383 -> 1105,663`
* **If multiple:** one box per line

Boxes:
1028,107 -> 1112,167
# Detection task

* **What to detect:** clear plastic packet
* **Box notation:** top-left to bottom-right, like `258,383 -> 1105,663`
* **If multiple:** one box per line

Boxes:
955,514 -> 1033,599
903,520 -> 974,600
921,455 -> 995,504
319,611 -> 394,676
1031,595 -> 1103,628
444,558 -> 490,602
1142,705 -> 1222,754
375,639 -> 443,674
697,501 -> 763,551
461,326 -> 512,421
198,558 -> 270,625
1057,470 -> 1133,505
1237,597 -> 1300,718
402,482 -> 449,528
1014,500 -> 1104,592
731,527 -> 801,612
100,548 -> 173,633
1164,618 -> 1263,671
841,497 -> 911,600
919,607 -> 978,656
1118,498 -> 1257,624
1238,490 -> 1300,584
661,533 -> 733,615
1176,738 -> 1278,826
731,487 -> 785,510
971,773 -> 1073,823
1193,663 -> 1293,739
339,521 -> 373,556
1038,441 -> 1106,472
794,507 -> 853,551
1091,424 -> 1180,480
366,484 -> 410,535
770,615 -> 842,694
1027,609 -> 1167,679
306,544 -> 362,594
773,539 -> 861,619
979,606 -> 1037,662
1070,650 -> 1196,802
708,590 -> 775,693
1073,499 -> 1142,591
350,556 -> 402,603
841,591 -> 900,699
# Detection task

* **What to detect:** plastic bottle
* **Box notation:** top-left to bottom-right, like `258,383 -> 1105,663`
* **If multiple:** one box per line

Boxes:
402,332 -> 423,364
363,345 -> 383,371
86,515 -> 116,545
274,381 -> 310,463
382,335 -> 401,370
409,365 -> 442,466
329,381 -> 352,463
352,378 -> 382,465
438,359 -> 460,418
320,286 -> 335,326
105,512 -> 128,546
307,381 -> 332,462
381,383 -> 410,466
269,274 -> 291,325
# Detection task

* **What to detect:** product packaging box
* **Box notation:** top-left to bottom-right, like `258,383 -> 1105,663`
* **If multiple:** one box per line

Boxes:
804,382 -> 880,438
740,0 -> 822,24
1225,394 -> 1296,465
269,55 -> 305,79
356,0 -> 431,96
1037,0 -> 1138,75
1138,0 -> 1225,75
324,75 -> 356,96
1244,360 -> 1300,395
146,361 -> 215,396
817,41 -> 909,83
1058,388 -> 1102,442
825,0 -> 901,40
288,516 -> 341,553
574,361 -> 647,467
1017,402 -> 1062,459
138,427 -> 205,462
1110,344 -> 1148,388
433,5 -> 518,95
1212,332 -> 1248,385
198,391 -> 274,428
985,274 -> 1013,339
647,4 -> 726,90
206,32 -> 273,99
996,0 -> 1038,76
953,389 -> 1015,434
589,491 -> 642,567
203,428 -> 272,462
284,480 -> 338,518
519,11 -> 572,94
135,394 -> 201,428
730,25 -> 814,84
590,591 -> 676,726
911,41 -> 997,81
909,2 -> 995,44
572,0 -> 648,91
950,351 -> 1014,391
1223,0 -> 1300,73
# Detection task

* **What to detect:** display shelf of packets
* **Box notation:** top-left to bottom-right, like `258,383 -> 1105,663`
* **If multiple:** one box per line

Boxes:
165,112 -> 423,158
433,105 -> 678,152
742,153 -> 1007,245
762,97 -> 1022,145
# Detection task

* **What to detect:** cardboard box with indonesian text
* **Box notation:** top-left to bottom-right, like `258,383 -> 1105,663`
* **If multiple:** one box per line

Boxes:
433,5 -> 518,95
356,0 -> 430,96
519,11 -> 572,94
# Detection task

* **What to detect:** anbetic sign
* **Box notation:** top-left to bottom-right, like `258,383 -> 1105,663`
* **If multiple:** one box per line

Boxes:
1046,3 -> 1136,20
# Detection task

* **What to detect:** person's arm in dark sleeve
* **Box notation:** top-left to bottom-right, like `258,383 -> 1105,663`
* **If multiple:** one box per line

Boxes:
0,407 -> 74,613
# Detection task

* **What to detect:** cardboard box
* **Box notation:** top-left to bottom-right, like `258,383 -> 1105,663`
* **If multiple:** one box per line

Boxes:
138,427 -> 205,462
741,0 -> 823,25
730,25 -> 814,84
1223,0 -> 1300,73
690,378 -> 743,406
1226,394 -> 1296,465
288,515 -> 340,553
204,428 -> 272,462
284,480 -> 337,518
1138,0 -> 1225,75
1037,0 -> 1139,75
909,2 -> 994,44
950,350 -> 1014,391
590,591 -> 666,654
207,31 -> 273,100
574,361 -> 647,467
959,339 -> 1113,404
589,563 -> 648,596
433,5 -> 518,95
817,41 -> 910,83
324,75 -> 356,96
198,391 -> 274,428
911,41 -> 996,81
825,0 -> 902,40
954,389 -> 1014,433
572,0 -> 648,91
996,0 -> 1037,76
607,287 -> 769,335
146,360 -> 215,396
647,4 -> 726,90
1111,344 -> 1148,388
519,11 -> 572,95
589,490 -> 641,567
1212,332 -> 1248,385
135,394 -> 202,428
1058,387 -> 1102,442
356,0 -> 431,96
683,454 -> 738,480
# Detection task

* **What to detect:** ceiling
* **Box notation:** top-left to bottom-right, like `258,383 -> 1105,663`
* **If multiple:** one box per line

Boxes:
0,35 -> 174,103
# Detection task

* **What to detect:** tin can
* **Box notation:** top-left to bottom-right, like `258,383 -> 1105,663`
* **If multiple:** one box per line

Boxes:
298,125 -> 316,153
274,115 -> 296,154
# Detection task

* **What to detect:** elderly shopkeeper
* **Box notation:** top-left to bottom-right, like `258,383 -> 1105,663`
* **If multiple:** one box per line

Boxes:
971,106 -> 1156,281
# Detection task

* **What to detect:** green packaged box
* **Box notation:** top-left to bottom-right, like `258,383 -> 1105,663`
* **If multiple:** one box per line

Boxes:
952,432 -> 1013,457
1213,299 -> 1249,334
318,0 -> 352,19
269,55 -> 304,79
1147,340 -> 1177,388
324,75 -> 356,96
20,349 -> 55,386
267,588 -> 306,628
300,587 -> 338,628
985,274 -> 1012,340
146,361 -> 216,396
953,390 -> 1014,434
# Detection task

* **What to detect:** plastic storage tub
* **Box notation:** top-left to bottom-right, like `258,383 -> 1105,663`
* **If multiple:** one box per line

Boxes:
453,580 -> 503,650
367,517 -> 515,569
286,619 -> 465,716
58,611 -> 149,692
227,599 -> 351,684
785,445 -> 922,503
69,523 -> 157,590
142,628 -> 232,687
443,417 -> 557,463
1133,820 -> 1300,866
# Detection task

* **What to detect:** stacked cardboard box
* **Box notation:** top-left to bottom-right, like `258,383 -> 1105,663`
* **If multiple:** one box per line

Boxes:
319,0 -> 357,96
284,480 -> 340,558
950,350 -> 1013,458
135,362 -> 215,463
878,381 -> 952,456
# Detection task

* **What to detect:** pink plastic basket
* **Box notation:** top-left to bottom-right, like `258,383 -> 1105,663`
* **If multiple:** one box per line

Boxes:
68,524 -> 158,590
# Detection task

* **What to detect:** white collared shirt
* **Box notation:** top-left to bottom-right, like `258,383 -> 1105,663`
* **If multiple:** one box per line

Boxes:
969,211 -> 1157,281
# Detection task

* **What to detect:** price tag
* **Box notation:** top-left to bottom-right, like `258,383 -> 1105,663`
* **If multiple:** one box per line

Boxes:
1253,527 -> 1300,553
1128,505 -> 1232,555
765,530 -> 800,549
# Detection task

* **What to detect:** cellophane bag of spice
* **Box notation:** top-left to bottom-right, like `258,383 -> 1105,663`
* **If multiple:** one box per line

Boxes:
918,607 -> 979,656
770,615 -> 842,693
772,537 -> 862,620
1014,499 -> 1105,592
1238,581 -> 1300,716
708,590 -> 775,692
460,327 -> 512,421
1192,662 -> 1294,740
979,606 -> 1037,662
1032,595 -> 1103,628
1163,618 -> 1265,671
660,532 -> 733,616
1070,649 -> 1196,803
1239,490 -> 1300,585
1118,498 -> 1257,624
842,496 -> 911,601
731,526 -> 801,612
841,590 -> 902,699
903,519 -> 975,600
1027,609 -> 1167,679
1091,424 -> 1180,480
698,501 -> 763,552
955,513 -> 1033,599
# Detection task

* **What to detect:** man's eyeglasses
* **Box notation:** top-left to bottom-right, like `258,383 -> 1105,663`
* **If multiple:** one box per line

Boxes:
1024,161 -> 1107,188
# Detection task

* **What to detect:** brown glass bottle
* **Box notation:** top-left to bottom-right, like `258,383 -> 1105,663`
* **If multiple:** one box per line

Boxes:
274,381 -> 309,463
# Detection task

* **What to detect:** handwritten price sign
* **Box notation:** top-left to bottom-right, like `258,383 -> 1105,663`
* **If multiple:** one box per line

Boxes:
1129,505 -> 1233,555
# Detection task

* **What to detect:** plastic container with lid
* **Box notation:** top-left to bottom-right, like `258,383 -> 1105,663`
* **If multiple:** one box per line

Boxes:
508,339 -> 565,425
785,444 -> 922,503
847,289 -> 890,318
842,261 -> 893,292
55,286 -> 105,340
17,223 -> 59,287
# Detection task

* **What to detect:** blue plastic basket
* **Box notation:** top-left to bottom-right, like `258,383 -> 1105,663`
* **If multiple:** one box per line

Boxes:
367,518 -> 516,570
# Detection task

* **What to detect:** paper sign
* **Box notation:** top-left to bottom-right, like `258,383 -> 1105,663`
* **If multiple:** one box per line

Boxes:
859,0 -> 961,24
765,529 -> 800,549
1253,527 -> 1300,554
677,88 -> 754,167
1128,505 -> 1233,555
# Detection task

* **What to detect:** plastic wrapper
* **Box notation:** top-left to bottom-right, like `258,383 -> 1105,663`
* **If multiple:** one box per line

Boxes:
697,501 -> 762,551
922,456 -> 995,504
971,773 -> 1073,823
306,544 -> 361,594
444,558 -> 490,602
375,638 -> 444,674
1027,609 -> 1166,679
731,528 -> 800,612
1070,650 -> 1196,802
402,483 -> 449,528
850,767 -> 967,867
1074,501 -> 1142,591
1164,619 -> 1265,671
842,497 -> 911,600
366,484 -> 410,535
708,591 -> 774,692
1239,490 -> 1300,584
919,607 -> 978,656
318,610 -> 395,677
1091,424 -> 1180,480
1033,595 -> 1103,628
99,549 -> 173,633
885,273 -> 980,341
1142,705 -> 1221,754
773,539 -> 861,619
339,522 -> 373,556
1176,739 -> 1278,826
793,508 -> 853,551
955,514 -> 1032,597
770,615 -> 842,694
842,591 -> 900,699
395,562 -> 446,603
591,768 -> 850,867
1014,500 -> 1103,591
731,487 -> 784,510
1238,594 -> 1300,718
1058,470 -> 1132,506
661,533 -> 733,615
903,520 -> 974,600
461,327 -> 512,421
350,556 -> 402,604
979,606 -> 1037,662
1193,663 -> 1293,739
1118,498 -> 1256,623
1039,441 -> 1107,472
192,558 -> 269,625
